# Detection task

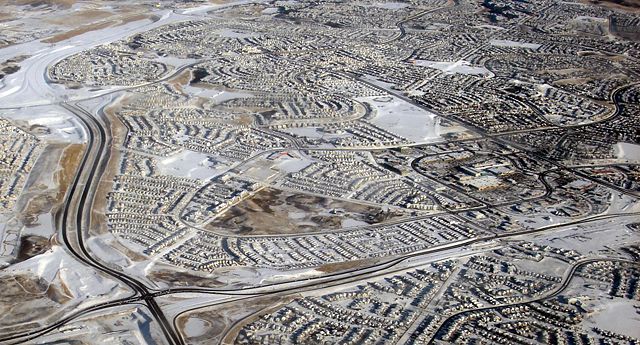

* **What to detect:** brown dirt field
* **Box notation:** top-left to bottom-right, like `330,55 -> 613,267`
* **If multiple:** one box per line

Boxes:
18,143 -> 81,227
55,143 -> 84,202
15,235 -> 49,262
0,274 -> 59,334
552,78 -> 593,86
171,69 -> 193,86
316,257 -> 381,274
121,13 -> 148,24
90,98 -> 127,236
10,0 -> 76,9
42,14 -> 149,43
233,113 -> 255,126
45,280 -> 72,304
583,0 -> 640,12
207,187 -> 402,236
42,20 -> 114,43
0,11 -> 13,21
169,69 -> 192,94
44,9 -> 112,25
148,269 -> 225,288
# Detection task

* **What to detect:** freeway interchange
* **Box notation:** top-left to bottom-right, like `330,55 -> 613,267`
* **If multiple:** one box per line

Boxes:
0,0 -> 639,344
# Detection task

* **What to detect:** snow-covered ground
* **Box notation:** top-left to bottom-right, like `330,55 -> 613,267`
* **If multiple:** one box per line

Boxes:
585,300 -> 640,337
1,105 -> 85,142
4,245 -> 127,299
532,214 -> 639,257
0,4 -> 229,109
0,215 -> 19,268
413,60 -> 494,77
489,39 -> 540,50
614,142 -> 640,160
157,149 -> 231,180
183,318 -> 209,337
243,150 -> 313,180
182,85 -> 253,104
358,95 -> 443,142
177,0 -> 262,15
283,127 -> 352,140
366,2 -> 410,9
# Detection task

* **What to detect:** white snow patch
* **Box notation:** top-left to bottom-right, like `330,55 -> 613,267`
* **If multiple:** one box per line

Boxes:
490,39 -> 540,50
342,218 -> 368,227
5,246 -> 120,297
0,85 -> 19,98
1,107 -> 85,142
369,2 -> 409,9
157,150 -> 229,180
413,60 -> 493,77
184,318 -> 208,337
614,142 -> 640,160
585,300 -> 640,337
182,85 -> 252,104
217,29 -> 256,38
358,95 -> 442,142
283,127 -> 352,140
262,7 -> 280,14
575,15 -> 608,22
273,153 -> 313,173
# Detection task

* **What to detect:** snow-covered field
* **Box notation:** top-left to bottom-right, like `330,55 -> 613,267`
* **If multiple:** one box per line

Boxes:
413,60 -> 494,77
489,39 -> 541,50
614,142 -> 640,160
0,5 -> 217,108
368,2 -> 409,9
358,95 -> 443,142
1,105 -> 85,142
157,149 -> 231,180
4,245 -> 127,299
585,300 -> 640,338
182,85 -> 253,104
283,126 -> 352,140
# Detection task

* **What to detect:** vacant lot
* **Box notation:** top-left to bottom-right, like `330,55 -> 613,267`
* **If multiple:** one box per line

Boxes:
207,187 -> 402,236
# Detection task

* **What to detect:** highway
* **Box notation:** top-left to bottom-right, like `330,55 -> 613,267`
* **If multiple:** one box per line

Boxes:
0,102 -> 185,345
3,205 -> 636,343
3,91 -> 637,343
2,70 -> 635,345
59,102 -> 183,345
0,6 -> 637,343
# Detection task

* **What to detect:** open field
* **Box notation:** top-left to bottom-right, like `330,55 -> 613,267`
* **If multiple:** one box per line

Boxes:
207,187 -> 402,236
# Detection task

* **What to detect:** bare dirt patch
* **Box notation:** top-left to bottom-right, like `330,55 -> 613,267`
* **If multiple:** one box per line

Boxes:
15,235 -> 49,262
583,0 -> 640,12
316,257 -> 382,274
44,9 -> 112,25
149,269 -> 225,288
0,11 -> 13,21
42,20 -> 114,43
12,0 -> 77,9
0,274 -> 59,335
17,143 -> 81,227
42,14 -> 149,43
90,98 -> 127,236
207,187 -> 402,236
55,143 -> 84,201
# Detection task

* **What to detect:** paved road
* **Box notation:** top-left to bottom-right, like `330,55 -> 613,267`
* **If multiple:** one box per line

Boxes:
425,258 -> 638,344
